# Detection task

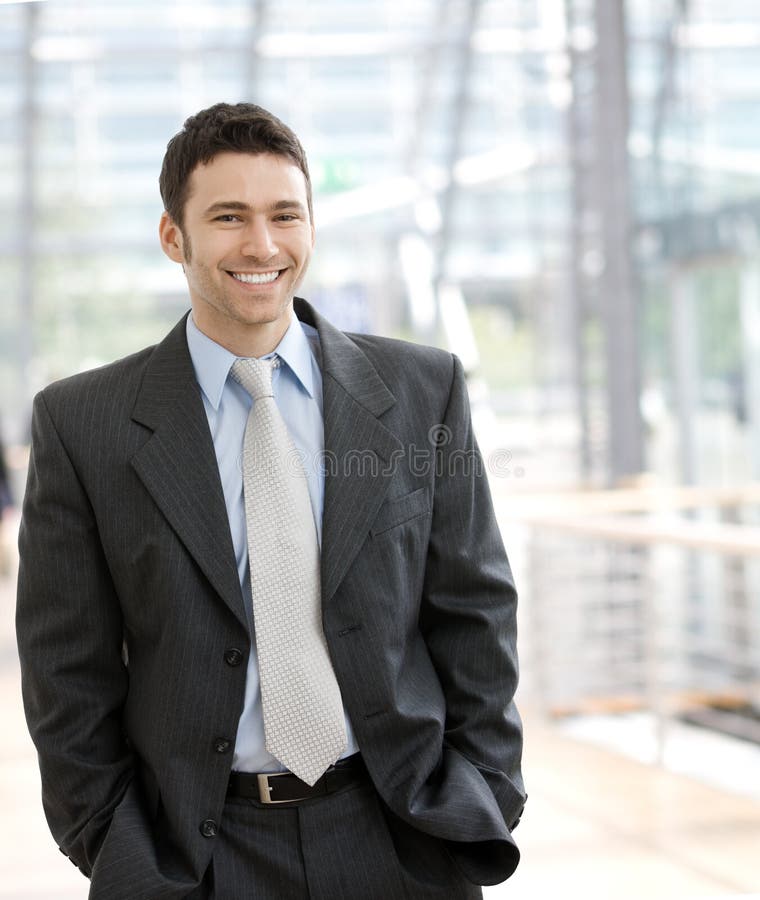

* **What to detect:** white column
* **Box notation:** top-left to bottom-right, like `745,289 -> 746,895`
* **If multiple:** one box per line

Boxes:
740,261 -> 760,479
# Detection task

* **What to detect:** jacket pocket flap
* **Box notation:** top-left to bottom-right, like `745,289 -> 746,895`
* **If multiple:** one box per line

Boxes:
371,487 -> 430,536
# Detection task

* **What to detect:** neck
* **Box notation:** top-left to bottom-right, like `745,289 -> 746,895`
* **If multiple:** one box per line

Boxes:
192,310 -> 293,358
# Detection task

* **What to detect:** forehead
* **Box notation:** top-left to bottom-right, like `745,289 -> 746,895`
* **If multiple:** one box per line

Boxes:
185,152 -> 309,209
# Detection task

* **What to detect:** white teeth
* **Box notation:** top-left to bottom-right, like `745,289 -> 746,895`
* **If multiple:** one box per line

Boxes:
231,271 -> 280,284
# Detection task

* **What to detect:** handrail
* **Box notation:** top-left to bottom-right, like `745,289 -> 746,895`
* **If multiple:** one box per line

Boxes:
493,481 -> 760,517
515,513 -> 760,557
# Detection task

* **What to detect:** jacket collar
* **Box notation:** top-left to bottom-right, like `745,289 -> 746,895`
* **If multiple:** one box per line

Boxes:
130,300 -> 402,615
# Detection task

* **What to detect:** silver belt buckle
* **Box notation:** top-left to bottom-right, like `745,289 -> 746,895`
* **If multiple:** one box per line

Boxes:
258,772 -> 298,804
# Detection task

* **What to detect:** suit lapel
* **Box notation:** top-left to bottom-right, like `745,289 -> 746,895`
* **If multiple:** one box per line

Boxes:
127,303 -> 399,622
129,315 -> 246,629
295,299 -> 403,604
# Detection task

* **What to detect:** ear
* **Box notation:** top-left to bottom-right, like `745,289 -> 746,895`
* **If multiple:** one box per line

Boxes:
159,212 -> 185,263
310,221 -> 316,249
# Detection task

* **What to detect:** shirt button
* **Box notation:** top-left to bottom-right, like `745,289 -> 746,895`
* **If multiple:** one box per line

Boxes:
200,819 -> 218,838
214,737 -> 231,754
224,648 -> 243,667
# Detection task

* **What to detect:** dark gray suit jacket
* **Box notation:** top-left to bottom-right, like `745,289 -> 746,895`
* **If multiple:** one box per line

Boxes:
16,298 -> 525,899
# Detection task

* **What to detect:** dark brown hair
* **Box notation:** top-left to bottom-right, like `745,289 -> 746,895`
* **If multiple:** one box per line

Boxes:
159,102 -> 313,229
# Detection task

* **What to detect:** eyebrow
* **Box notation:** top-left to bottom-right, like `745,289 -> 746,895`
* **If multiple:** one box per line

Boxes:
203,199 -> 308,217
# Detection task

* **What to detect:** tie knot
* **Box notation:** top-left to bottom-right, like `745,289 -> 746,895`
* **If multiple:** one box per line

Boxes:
231,356 -> 279,400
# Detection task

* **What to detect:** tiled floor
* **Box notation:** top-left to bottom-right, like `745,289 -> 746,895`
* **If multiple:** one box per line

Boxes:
2,520 -> 759,899
490,711 -> 760,899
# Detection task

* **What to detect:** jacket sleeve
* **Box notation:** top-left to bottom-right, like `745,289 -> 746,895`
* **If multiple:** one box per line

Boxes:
420,354 -> 526,880
16,389 -> 134,877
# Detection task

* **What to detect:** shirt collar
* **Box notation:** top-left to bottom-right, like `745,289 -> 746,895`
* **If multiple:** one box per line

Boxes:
272,310 -> 318,400
186,310 -> 317,410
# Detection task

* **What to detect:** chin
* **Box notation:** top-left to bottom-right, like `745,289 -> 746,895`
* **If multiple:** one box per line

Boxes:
237,308 -> 289,328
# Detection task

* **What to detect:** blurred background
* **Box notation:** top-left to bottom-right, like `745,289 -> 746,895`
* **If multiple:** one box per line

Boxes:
0,0 -> 759,897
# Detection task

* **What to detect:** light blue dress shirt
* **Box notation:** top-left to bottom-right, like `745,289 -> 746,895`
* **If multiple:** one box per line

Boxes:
186,312 -> 359,773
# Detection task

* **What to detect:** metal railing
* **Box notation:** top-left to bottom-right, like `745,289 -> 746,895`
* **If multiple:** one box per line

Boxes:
501,484 -> 760,761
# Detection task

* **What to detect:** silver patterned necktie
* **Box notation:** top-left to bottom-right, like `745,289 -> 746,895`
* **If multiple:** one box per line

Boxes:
231,356 -> 347,786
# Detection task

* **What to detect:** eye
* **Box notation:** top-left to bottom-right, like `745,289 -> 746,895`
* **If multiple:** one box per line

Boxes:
275,214 -> 298,222
215,214 -> 241,223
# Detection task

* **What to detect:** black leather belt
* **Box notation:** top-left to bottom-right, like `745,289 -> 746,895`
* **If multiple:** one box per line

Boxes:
227,754 -> 368,805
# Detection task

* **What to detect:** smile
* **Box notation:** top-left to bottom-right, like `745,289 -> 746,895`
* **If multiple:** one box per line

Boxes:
229,270 -> 282,285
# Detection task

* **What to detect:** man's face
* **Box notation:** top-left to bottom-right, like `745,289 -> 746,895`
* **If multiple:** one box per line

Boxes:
160,151 -> 315,354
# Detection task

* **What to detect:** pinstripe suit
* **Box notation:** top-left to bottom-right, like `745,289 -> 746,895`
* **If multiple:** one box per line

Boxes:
16,298 -> 525,899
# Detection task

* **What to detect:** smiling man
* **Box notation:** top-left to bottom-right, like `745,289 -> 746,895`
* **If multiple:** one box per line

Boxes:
160,151 -> 315,356
16,103 -> 525,900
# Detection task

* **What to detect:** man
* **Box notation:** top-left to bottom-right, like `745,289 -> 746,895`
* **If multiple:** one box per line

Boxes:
17,102 -> 525,900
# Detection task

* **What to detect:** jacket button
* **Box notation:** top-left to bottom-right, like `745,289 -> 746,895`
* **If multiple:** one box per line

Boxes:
214,737 -> 231,754
224,648 -> 243,666
200,819 -> 218,838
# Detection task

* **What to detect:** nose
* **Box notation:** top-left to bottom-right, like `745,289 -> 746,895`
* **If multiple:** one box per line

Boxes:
240,217 -> 277,261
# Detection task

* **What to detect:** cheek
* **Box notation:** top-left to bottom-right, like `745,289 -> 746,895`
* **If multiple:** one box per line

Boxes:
292,240 -> 313,268
191,231 -> 236,264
